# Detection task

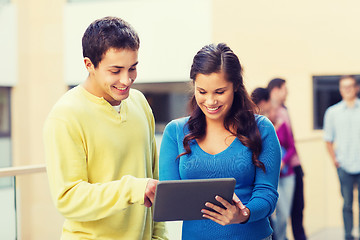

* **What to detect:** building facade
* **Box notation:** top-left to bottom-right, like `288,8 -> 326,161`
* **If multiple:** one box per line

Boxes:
2,0 -> 360,238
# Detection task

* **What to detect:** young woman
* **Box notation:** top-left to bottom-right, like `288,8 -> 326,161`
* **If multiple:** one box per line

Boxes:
159,43 -> 281,240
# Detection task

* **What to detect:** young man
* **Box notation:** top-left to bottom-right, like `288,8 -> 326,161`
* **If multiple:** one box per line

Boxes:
323,75 -> 360,240
43,17 -> 167,240
267,78 -> 307,240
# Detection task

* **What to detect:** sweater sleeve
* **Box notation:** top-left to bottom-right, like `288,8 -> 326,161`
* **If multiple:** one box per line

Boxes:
159,120 -> 182,181
149,114 -> 168,240
44,116 -> 149,222
246,116 -> 281,222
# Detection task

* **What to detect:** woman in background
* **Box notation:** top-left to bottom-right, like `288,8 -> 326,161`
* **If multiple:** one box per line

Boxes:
268,103 -> 296,240
159,43 -> 281,240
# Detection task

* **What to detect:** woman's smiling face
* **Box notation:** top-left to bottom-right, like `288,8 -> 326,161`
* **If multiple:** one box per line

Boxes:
194,70 -> 234,123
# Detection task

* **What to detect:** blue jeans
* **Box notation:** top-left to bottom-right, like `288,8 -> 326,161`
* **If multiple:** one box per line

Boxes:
273,174 -> 295,240
337,167 -> 360,240
262,235 -> 272,240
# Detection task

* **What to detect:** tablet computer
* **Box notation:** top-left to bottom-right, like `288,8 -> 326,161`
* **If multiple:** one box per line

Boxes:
153,178 -> 236,222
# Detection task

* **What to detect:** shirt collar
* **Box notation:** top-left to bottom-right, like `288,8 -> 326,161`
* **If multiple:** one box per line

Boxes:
340,98 -> 360,109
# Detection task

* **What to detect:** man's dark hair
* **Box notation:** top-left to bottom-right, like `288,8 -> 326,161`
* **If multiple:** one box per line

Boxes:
251,87 -> 270,105
82,16 -> 140,68
267,78 -> 286,93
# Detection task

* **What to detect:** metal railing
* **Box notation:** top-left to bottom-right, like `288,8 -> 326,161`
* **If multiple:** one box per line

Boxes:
0,164 -> 46,177
0,164 -> 47,240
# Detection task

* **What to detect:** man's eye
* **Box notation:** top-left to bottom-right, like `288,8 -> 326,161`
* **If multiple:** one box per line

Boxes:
129,67 -> 137,71
111,71 -> 120,74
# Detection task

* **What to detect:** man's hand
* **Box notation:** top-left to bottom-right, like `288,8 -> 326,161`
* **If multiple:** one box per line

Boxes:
326,141 -> 339,168
144,179 -> 158,208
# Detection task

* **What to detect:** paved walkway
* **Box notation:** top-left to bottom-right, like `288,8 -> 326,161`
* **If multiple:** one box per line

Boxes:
166,221 -> 354,240
308,227 -> 358,240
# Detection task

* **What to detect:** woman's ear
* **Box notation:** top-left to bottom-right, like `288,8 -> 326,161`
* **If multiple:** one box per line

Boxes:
234,82 -> 240,92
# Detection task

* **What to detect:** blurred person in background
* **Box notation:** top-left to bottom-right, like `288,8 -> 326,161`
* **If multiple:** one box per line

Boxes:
252,85 -> 296,240
268,100 -> 295,240
323,75 -> 360,240
43,16 -> 167,240
251,87 -> 271,116
268,78 -> 307,240
251,87 -> 278,240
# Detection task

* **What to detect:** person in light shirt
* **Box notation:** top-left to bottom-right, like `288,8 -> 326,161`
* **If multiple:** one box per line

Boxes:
323,75 -> 360,240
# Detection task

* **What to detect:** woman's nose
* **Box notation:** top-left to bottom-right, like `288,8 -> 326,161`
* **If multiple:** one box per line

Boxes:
206,97 -> 217,105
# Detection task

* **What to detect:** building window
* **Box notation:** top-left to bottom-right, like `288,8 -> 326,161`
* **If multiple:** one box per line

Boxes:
69,82 -> 192,134
133,82 -> 191,134
313,75 -> 360,129
0,87 -> 12,188
0,87 -> 11,137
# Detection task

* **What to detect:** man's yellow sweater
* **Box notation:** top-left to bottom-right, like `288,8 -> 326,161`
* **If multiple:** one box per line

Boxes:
43,85 -> 167,240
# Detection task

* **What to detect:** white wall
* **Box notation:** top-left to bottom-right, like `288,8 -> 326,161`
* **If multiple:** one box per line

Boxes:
64,0 -> 212,85
0,3 -> 17,86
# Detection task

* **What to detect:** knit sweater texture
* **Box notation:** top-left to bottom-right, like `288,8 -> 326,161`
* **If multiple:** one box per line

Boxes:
159,115 -> 281,240
43,85 -> 167,240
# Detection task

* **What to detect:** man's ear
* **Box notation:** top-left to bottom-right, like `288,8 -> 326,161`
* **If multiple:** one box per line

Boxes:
84,57 -> 95,73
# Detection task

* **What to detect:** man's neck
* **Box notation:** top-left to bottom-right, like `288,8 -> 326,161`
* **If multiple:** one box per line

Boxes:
344,98 -> 357,108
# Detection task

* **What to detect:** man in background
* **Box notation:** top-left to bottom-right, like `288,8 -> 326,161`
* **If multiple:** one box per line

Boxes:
323,75 -> 360,240
268,78 -> 307,240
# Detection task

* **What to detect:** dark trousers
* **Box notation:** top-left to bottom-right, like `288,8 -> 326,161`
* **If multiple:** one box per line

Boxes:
291,165 -> 307,240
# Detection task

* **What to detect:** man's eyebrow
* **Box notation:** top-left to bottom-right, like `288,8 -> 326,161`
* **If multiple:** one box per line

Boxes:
110,62 -> 139,69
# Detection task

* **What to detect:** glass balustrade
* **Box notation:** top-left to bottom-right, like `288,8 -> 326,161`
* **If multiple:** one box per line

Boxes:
0,176 -> 16,239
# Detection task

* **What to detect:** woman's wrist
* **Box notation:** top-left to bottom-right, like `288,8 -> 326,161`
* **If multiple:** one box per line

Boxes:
240,207 -> 250,224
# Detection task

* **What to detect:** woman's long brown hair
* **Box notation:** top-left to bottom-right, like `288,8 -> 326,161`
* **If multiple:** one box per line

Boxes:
179,43 -> 265,172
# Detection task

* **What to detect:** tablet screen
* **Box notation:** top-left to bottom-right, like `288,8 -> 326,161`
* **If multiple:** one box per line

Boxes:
153,178 -> 236,222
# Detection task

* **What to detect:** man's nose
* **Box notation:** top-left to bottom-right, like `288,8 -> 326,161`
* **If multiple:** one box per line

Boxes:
119,74 -> 132,86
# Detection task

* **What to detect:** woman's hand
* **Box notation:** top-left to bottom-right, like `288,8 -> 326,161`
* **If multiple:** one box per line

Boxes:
201,193 -> 250,225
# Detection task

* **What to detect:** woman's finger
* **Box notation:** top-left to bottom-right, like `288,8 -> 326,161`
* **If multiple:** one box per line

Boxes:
202,212 -> 227,226
205,201 -> 226,214
214,195 -> 233,209
232,193 -> 240,203
234,197 -> 246,210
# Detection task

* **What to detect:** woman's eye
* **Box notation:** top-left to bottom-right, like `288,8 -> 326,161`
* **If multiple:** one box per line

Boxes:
199,91 -> 206,94
216,91 -> 225,94
129,67 -> 137,71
